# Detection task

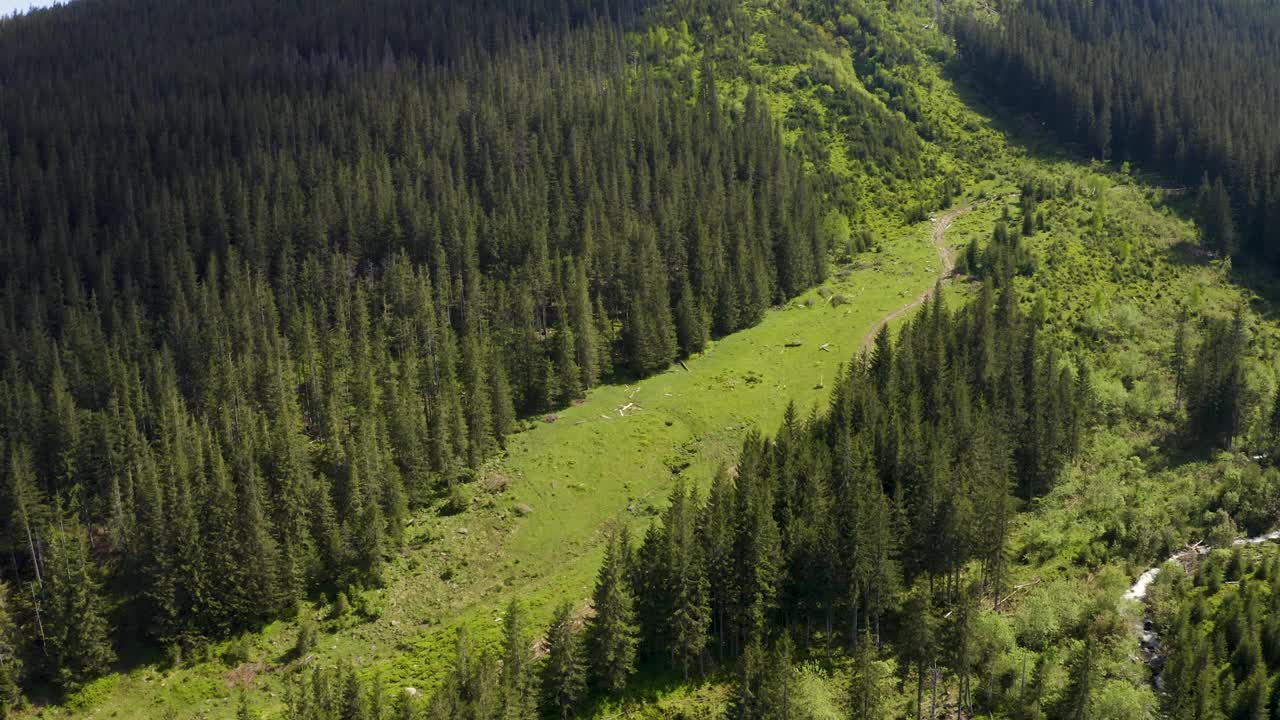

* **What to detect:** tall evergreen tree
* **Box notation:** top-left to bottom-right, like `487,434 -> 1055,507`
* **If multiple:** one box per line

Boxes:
540,601 -> 586,720
499,600 -> 536,720
730,635 -> 796,720
849,631 -> 890,720
0,582 -> 21,716
585,528 -> 638,695
41,499 -> 115,691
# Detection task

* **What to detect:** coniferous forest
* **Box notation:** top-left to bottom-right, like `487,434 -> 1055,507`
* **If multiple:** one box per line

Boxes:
0,0 -> 839,695
4,0 -> 1280,717
956,0 -> 1280,261
282,269 -> 1094,719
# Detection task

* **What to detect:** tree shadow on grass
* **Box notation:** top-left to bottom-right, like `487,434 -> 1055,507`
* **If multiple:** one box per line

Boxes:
574,666 -> 732,720
944,52 -> 1280,334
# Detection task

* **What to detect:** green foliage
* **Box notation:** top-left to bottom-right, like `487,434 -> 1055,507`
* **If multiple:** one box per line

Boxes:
222,635 -> 253,667
729,634 -> 796,720
0,0 -> 835,693
540,602 -> 586,720
294,614 -> 319,660
442,483 -> 473,517
958,0 -> 1280,265
332,592 -> 352,621
585,529 -> 638,694
41,499 -> 116,692
425,628 -> 500,720
1186,312 -> 1251,450
499,601 -> 537,720
1153,546 -> 1280,720
848,633 -> 891,720
0,582 -> 20,716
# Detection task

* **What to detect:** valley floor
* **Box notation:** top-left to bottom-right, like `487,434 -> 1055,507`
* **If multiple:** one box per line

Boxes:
43,192 -> 980,719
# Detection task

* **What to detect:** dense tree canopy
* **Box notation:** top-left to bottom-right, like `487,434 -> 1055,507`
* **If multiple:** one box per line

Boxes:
0,0 -> 841,698
285,265 -> 1093,719
957,0 -> 1280,263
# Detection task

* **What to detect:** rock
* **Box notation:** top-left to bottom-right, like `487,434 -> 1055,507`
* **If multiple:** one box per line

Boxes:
404,687 -> 421,697
456,527 -> 469,535
515,504 -> 532,516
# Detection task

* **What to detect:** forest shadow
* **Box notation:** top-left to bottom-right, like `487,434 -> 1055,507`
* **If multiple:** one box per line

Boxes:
944,56 -> 1280,328
941,60 -> 1087,168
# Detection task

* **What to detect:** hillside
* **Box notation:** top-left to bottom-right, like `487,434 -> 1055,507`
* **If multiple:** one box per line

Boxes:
2,0 -> 1280,719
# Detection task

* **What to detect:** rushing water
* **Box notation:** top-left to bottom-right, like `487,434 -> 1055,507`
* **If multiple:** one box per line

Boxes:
1125,530 -> 1280,690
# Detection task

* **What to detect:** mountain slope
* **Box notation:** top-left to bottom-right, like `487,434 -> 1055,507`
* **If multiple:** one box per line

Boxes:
6,0 -> 1280,718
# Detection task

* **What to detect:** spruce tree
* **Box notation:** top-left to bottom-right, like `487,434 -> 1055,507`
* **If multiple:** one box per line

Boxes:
232,465 -> 282,626
567,260 -> 600,390
674,277 -> 706,357
42,499 -> 115,691
623,226 -> 678,374
1056,638 -> 1098,720
699,467 -> 737,661
900,587 -> 936,720
488,346 -> 517,446
0,582 -> 21,716
730,635 -> 795,720
665,482 -> 711,679
1172,306 -> 1189,408
732,437 -> 782,651
540,601 -> 586,720
585,529 -> 638,695
552,292 -> 582,404
499,600 -> 535,720
849,631 -> 889,720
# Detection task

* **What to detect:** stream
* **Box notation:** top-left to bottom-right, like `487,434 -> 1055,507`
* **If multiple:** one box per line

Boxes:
1125,530 -> 1280,689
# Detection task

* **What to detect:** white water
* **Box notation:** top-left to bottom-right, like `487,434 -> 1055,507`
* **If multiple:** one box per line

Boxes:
1126,529 -> 1280,690
1124,529 -> 1280,602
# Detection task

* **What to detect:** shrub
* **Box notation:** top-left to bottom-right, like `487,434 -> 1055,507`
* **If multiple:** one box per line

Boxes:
332,591 -> 352,620
441,484 -> 472,516
223,634 -> 252,666
294,616 -> 318,659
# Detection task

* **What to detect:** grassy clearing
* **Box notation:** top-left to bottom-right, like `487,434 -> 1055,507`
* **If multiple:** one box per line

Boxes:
39,200 -> 970,719
45,0 -> 1280,717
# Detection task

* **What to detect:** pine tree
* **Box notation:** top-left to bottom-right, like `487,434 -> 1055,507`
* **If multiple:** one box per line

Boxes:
540,601 -> 586,720
699,467 -> 737,661
1198,175 -> 1237,255
41,498 -> 116,691
488,346 -> 517,446
339,661 -> 369,720
499,600 -> 536,720
623,226 -> 678,374
566,259 -> 600,390
0,582 -> 21,716
849,631 -> 889,720
674,276 -> 706,357
552,291 -> 582,404
1172,306 -> 1189,408
232,465 -> 282,626
900,587 -> 936,720
1186,311 -> 1249,449
732,437 -> 782,651
730,635 -> 795,720
1057,638 -> 1098,720
665,482 -> 711,679
586,529 -> 638,695
431,627 -> 499,720
593,295 -> 615,380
